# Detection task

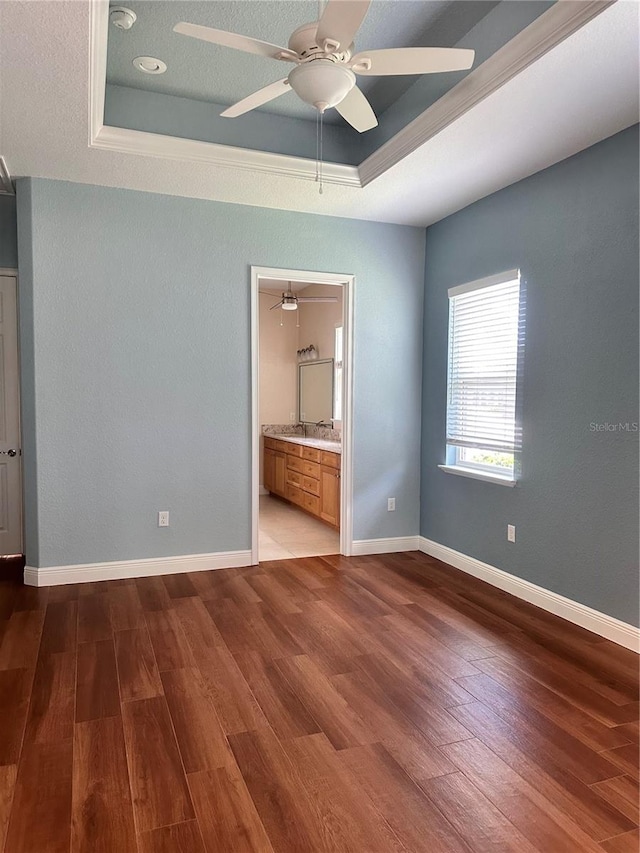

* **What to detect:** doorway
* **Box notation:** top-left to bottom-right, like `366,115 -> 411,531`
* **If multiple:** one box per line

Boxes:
250,267 -> 354,564
0,270 -> 22,557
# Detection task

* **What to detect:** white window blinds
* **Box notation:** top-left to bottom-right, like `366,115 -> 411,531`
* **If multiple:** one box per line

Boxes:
446,270 -> 521,454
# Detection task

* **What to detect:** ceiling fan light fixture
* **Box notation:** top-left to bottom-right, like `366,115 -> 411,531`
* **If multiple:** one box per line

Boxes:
281,294 -> 298,310
288,59 -> 355,110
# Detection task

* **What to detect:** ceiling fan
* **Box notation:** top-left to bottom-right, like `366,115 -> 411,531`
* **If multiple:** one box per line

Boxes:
173,0 -> 475,133
261,290 -> 339,311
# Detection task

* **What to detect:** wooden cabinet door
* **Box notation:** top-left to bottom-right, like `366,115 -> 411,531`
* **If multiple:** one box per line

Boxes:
320,465 -> 340,527
274,452 -> 287,497
263,448 -> 275,493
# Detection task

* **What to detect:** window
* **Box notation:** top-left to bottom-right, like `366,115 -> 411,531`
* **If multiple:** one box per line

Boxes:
442,269 -> 522,484
333,325 -> 343,424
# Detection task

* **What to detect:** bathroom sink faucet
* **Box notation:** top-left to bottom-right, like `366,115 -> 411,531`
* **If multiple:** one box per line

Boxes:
302,420 -> 327,437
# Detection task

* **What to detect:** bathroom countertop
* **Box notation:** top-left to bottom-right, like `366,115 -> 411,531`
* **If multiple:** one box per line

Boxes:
267,435 -> 342,454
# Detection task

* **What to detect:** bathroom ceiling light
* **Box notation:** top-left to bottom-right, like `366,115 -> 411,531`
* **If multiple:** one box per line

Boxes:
133,56 -> 167,75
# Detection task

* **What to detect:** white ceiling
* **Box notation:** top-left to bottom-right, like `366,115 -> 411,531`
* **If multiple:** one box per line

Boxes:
0,1 -> 638,227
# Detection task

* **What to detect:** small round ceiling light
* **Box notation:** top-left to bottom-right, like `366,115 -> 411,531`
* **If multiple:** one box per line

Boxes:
133,56 -> 167,75
110,6 -> 137,30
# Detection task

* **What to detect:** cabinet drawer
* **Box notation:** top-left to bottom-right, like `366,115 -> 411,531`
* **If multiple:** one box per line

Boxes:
302,491 -> 320,515
287,455 -> 305,473
301,446 -> 321,463
321,450 -> 340,469
284,442 -> 302,457
302,475 -> 320,496
286,483 -> 304,506
264,437 -> 278,450
287,470 -> 302,487
302,460 -> 320,479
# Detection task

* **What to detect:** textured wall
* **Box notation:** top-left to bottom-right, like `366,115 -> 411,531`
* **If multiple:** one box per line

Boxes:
0,195 -> 17,268
421,125 -> 639,625
259,292 -> 298,427
297,284 -> 343,366
17,178 -> 424,567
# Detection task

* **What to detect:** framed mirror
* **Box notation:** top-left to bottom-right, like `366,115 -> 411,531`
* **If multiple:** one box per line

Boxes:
298,359 -> 334,424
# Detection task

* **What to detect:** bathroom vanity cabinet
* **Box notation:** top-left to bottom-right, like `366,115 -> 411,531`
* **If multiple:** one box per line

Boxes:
263,436 -> 341,529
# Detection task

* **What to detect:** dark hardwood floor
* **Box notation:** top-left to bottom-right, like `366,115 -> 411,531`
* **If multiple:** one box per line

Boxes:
0,551 -> 637,852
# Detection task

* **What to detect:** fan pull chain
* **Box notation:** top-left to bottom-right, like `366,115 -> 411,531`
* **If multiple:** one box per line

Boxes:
315,110 -> 320,183
319,109 -> 324,195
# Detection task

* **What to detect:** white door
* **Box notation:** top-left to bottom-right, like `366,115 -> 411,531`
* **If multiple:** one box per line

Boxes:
0,275 -> 22,554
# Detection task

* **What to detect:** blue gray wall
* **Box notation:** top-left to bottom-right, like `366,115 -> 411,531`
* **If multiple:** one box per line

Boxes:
105,85 -> 363,166
421,125 -> 639,626
0,195 -> 18,268
16,178 -> 424,568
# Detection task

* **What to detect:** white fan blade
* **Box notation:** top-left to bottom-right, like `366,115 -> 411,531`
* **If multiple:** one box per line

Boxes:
316,0 -> 371,51
269,301 -> 284,310
221,79 -> 292,118
335,86 -> 377,133
173,22 -> 297,62
297,297 -> 339,303
351,47 -> 475,76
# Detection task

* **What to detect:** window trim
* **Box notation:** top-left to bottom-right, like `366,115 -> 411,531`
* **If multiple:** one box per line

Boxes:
438,464 -> 517,487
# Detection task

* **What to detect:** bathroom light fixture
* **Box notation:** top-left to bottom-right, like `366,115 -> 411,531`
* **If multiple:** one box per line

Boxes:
133,56 -> 167,74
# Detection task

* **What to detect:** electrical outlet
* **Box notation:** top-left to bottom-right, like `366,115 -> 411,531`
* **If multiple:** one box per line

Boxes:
387,497 -> 396,512
290,412 -> 297,422
158,511 -> 169,527
507,524 -> 516,543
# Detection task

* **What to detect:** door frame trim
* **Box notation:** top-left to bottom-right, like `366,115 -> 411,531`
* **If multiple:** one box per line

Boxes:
250,266 -> 354,564
0,268 -> 23,556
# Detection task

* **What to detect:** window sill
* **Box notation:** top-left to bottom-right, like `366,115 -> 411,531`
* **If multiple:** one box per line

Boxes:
438,465 -> 516,487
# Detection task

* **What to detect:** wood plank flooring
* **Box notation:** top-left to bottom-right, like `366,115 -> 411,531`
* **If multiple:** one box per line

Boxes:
0,551 -> 638,852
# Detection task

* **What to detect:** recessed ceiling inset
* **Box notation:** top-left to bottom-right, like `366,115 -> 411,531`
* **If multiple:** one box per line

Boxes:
133,56 -> 167,75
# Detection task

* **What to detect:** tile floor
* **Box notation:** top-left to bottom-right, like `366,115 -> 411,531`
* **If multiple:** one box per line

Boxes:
259,494 -> 340,560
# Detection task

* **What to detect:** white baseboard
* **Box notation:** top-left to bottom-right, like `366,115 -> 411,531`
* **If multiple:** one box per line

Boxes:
351,536 -> 421,557
419,537 -> 640,653
24,549 -> 254,587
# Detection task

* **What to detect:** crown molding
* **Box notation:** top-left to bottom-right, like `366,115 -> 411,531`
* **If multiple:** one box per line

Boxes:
91,125 -> 362,186
359,0 -> 614,186
89,0 -> 611,191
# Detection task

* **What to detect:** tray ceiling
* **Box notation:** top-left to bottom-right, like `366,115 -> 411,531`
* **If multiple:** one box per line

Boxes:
1,0 -> 636,226
104,0 -> 555,163
106,0 -> 500,124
